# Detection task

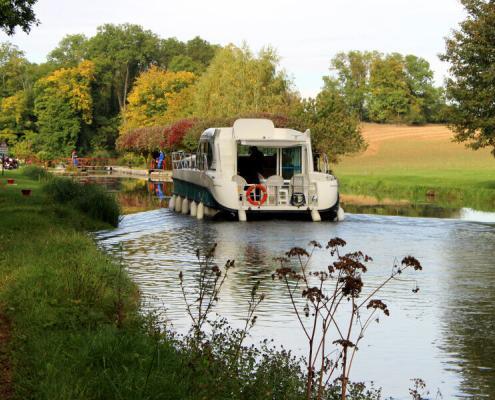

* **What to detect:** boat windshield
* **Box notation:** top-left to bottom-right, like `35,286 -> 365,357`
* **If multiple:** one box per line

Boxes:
237,144 -> 302,183
281,147 -> 302,179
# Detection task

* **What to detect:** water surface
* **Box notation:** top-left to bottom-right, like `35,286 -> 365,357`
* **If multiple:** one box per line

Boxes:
95,205 -> 495,399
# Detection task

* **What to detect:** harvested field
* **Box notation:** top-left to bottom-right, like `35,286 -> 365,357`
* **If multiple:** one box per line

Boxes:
334,123 -> 495,211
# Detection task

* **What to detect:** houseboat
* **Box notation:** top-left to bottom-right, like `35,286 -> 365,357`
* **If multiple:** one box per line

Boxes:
169,118 -> 344,222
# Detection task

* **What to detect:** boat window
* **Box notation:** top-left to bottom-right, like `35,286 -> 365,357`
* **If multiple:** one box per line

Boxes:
196,140 -> 215,170
281,147 -> 302,179
207,141 -> 214,169
237,145 -> 277,183
313,152 -> 329,174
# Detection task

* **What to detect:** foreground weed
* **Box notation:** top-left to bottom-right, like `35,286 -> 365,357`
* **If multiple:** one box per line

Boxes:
273,238 -> 423,400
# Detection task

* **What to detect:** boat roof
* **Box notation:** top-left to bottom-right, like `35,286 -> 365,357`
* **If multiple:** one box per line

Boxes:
200,119 -> 309,147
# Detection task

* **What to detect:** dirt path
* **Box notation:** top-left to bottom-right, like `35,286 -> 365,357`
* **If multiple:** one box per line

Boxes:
0,310 -> 13,400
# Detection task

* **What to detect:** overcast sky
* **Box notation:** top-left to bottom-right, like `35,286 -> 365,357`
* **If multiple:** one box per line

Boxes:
0,0 -> 466,97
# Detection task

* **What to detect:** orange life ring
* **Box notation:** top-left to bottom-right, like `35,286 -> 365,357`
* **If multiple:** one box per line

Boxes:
246,184 -> 268,206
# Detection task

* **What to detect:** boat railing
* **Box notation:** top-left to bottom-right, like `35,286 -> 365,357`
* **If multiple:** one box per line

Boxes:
237,181 -> 318,208
172,152 -> 207,171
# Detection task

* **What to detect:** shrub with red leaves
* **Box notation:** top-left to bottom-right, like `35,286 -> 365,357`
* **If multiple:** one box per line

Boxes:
166,118 -> 198,150
117,112 -> 293,154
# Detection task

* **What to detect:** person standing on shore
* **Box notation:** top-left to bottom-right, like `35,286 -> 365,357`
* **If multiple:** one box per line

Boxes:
157,151 -> 165,169
71,150 -> 78,167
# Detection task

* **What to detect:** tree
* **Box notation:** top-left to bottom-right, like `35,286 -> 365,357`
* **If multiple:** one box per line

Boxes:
0,0 -> 38,35
47,34 -> 89,67
0,90 -> 32,144
328,50 -> 444,124
330,51 -> 377,120
121,66 -> 196,132
0,42 -> 33,97
87,24 -> 163,115
441,0 -> 495,156
293,79 -> 365,162
403,55 -> 444,124
33,60 -> 95,157
160,37 -> 187,66
368,53 -> 411,123
168,55 -> 203,74
185,36 -> 218,67
193,44 -> 292,118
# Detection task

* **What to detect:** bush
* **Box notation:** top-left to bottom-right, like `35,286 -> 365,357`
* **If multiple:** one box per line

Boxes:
22,165 -> 51,181
117,152 -> 146,167
43,178 -> 120,226
36,150 -> 54,162
11,140 -> 35,160
89,148 -> 113,158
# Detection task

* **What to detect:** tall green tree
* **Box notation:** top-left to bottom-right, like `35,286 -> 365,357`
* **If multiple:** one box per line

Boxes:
328,50 -> 444,124
403,55 -> 445,124
441,0 -> 495,156
0,42 -> 33,97
160,37 -> 187,66
185,36 -> 219,68
33,60 -> 95,157
368,53 -> 410,123
330,51 -> 377,120
193,44 -> 292,118
47,34 -> 89,67
87,24 -> 163,115
83,24 -> 166,151
168,55 -> 203,74
0,0 -> 38,35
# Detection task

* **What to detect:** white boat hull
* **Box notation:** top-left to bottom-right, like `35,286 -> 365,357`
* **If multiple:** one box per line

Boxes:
172,169 -> 340,221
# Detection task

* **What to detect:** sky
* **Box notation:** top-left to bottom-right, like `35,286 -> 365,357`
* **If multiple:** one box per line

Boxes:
0,0 -> 466,97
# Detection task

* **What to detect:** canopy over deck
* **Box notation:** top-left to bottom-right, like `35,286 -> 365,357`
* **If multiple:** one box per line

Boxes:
232,119 -> 308,143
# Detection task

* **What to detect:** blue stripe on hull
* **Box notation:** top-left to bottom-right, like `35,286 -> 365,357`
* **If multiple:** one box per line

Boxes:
172,178 -> 219,209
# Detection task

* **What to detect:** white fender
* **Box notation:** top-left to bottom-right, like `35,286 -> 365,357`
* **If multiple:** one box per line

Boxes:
181,198 -> 189,214
168,195 -> 175,210
190,201 -> 197,217
175,196 -> 182,213
238,209 -> 247,222
197,202 -> 204,220
311,209 -> 321,222
337,206 -> 345,222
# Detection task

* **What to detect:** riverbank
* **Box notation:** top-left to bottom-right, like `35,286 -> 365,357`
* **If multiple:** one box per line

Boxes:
3,169 -> 375,399
335,123 -> 495,211
0,170 -> 142,398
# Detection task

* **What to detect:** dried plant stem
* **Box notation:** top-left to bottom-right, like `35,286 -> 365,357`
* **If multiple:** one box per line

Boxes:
274,239 -> 422,400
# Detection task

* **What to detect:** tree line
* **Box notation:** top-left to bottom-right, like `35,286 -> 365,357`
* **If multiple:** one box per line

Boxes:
0,23 -> 447,162
1,0 -> 494,161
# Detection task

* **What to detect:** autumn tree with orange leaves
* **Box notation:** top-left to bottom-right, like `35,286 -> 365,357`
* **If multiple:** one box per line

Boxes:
120,66 -> 196,133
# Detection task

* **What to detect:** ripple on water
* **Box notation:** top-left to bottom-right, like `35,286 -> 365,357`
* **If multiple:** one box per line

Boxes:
96,210 -> 495,399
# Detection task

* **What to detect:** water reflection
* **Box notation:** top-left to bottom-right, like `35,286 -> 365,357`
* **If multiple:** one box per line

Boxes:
342,202 -> 461,219
76,175 -> 172,214
79,175 -> 495,222
440,227 -> 495,397
95,210 -> 495,399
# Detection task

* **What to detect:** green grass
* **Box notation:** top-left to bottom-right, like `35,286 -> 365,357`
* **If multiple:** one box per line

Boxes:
334,124 -> 495,211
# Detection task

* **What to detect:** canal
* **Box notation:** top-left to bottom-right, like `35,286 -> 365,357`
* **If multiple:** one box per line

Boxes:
91,176 -> 495,399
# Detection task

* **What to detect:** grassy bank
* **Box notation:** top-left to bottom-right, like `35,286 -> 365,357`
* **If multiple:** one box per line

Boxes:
3,169 -> 368,400
335,124 -> 495,211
